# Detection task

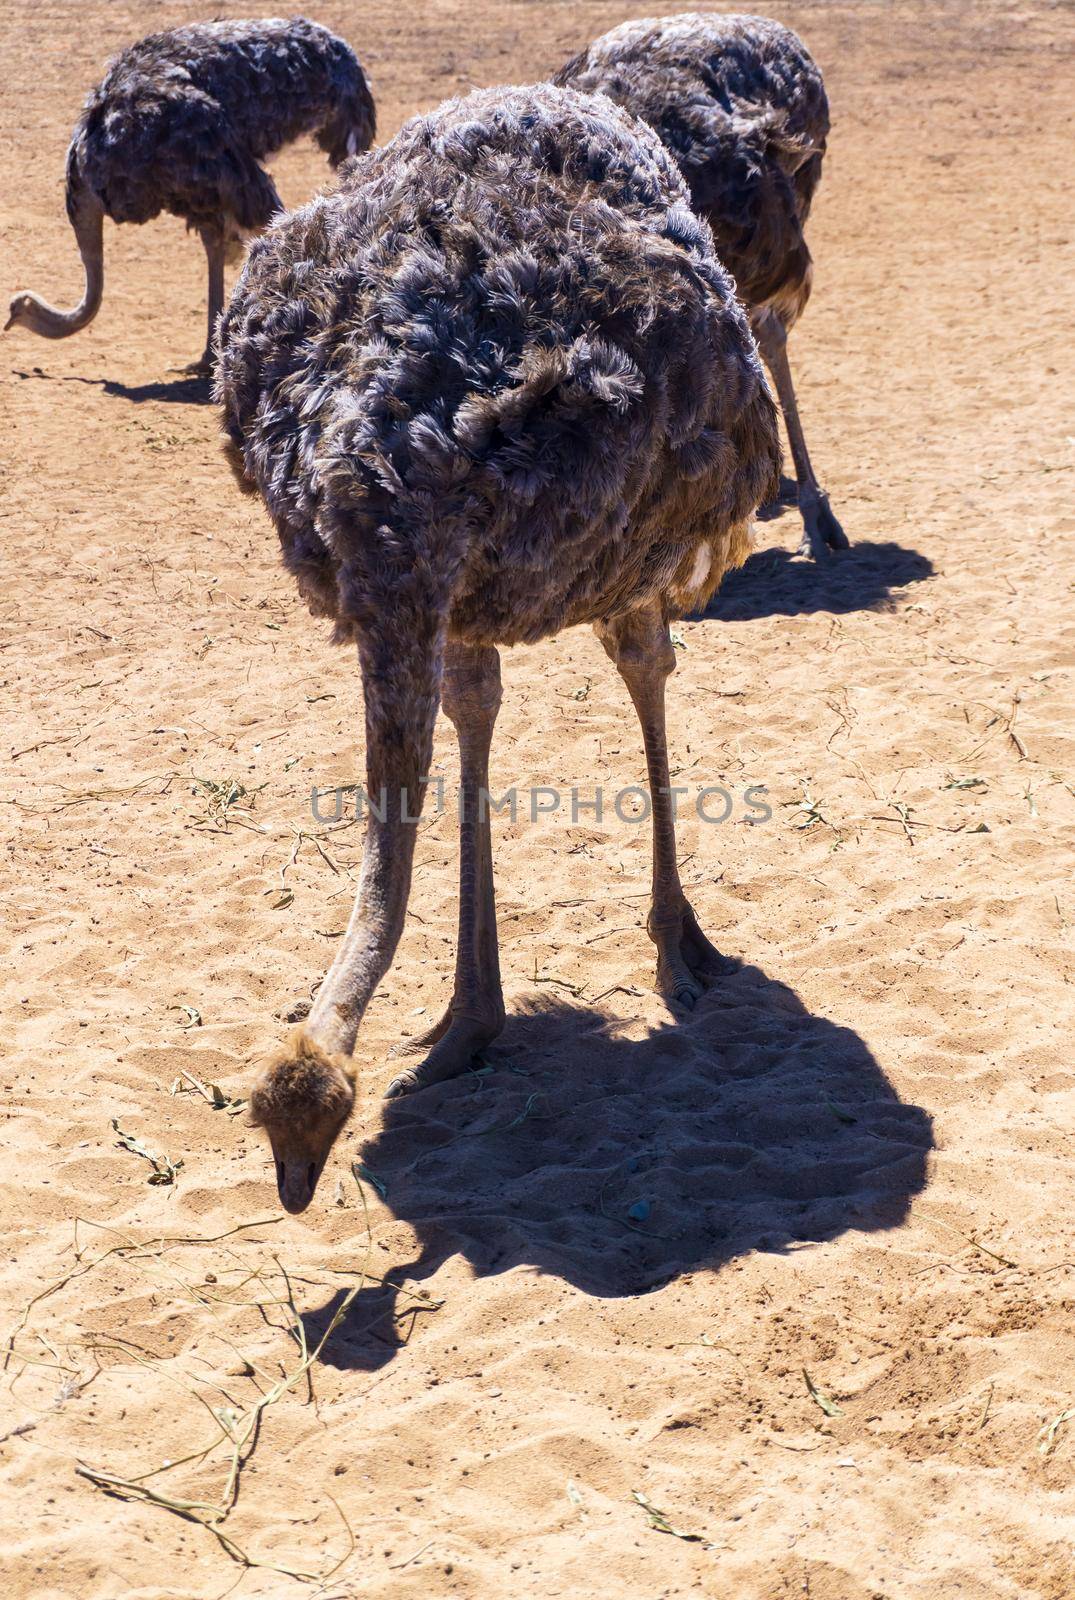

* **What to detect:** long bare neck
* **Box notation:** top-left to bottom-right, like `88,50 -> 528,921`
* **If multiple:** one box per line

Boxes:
20,190 -> 104,337
305,629 -> 446,1058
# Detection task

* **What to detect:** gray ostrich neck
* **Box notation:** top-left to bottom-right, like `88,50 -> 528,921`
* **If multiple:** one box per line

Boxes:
304,640 -> 442,1058
25,191 -> 105,337
305,805 -> 418,1056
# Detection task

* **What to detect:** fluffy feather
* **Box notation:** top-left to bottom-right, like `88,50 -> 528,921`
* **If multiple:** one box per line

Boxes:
249,1028 -> 356,1132
69,17 -> 375,234
556,13 -> 828,320
216,83 -> 780,649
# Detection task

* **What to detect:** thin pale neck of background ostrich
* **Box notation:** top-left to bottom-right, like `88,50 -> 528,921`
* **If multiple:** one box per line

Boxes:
5,17 -> 374,373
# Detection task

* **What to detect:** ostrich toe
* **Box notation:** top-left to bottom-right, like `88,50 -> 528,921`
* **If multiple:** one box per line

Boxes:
797,492 -> 849,559
385,1011 -> 504,1098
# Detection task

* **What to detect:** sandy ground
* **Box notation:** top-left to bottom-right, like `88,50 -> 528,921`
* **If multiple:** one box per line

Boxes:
2,2 -> 1074,1596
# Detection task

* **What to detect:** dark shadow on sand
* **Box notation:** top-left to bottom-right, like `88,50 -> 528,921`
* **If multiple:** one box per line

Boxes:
699,537 -> 935,622
306,965 -> 932,1371
13,366 -> 209,404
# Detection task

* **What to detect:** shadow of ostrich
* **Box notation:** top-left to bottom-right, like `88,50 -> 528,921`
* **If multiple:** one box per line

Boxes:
699,539 -> 935,622
13,365 -> 210,405
306,969 -> 932,1372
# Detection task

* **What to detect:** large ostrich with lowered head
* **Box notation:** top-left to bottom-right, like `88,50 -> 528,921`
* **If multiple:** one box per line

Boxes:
222,84 -> 777,1209
217,83 -> 780,1213
5,17 -> 374,374
557,14 -> 848,559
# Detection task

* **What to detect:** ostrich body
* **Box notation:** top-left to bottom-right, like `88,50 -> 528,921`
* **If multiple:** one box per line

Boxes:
557,13 -> 847,559
6,17 -> 374,372
217,84 -> 779,1213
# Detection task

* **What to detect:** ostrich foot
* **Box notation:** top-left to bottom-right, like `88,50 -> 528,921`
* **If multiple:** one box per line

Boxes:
171,346 -> 214,378
796,491 -> 850,559
388,1009 -> 454,1060
385,1007 -> 504,1098
651,902 -> 731,1011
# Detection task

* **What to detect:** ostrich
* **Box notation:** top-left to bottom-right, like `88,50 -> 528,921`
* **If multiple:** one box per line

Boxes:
217,84 -> 780,1213
5,17 -> 374,374
556,14 -> 847,559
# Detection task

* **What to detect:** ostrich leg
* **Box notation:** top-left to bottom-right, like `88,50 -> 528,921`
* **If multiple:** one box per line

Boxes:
753,307 -> 849,559
596,602 -> 726,1009
386,641 -> 506,1097
187,224 -> 226,376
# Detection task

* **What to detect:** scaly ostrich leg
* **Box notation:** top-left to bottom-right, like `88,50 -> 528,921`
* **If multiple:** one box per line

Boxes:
186,224 -> 226,376
753,307 -> 848,560
596,602 -> 726,1008
387,641 -> 505,1096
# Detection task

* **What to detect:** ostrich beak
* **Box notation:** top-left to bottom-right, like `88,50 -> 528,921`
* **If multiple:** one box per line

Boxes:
273,1147 -> 330,1214
263,1123 -> 339,1213
4,312 -> 16,332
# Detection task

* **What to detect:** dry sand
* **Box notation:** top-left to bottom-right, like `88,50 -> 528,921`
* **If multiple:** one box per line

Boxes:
1,3 -> 1074,1596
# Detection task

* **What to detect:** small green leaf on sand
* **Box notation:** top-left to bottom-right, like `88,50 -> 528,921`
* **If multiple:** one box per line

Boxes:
352,1162 -> 387,1200
631,1490 -> 704,1541
111,1119 -> 183,1186
803,1368 -> 843,1418
169,1004 -> 202,1029
172,1069 -> 245,1116
1039,1407 -> 1075,1456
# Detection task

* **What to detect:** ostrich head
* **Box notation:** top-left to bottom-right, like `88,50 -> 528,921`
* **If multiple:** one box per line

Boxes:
4,290 -> 87,337
5,293 -> 40,333
249,1031 -> 356,1212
